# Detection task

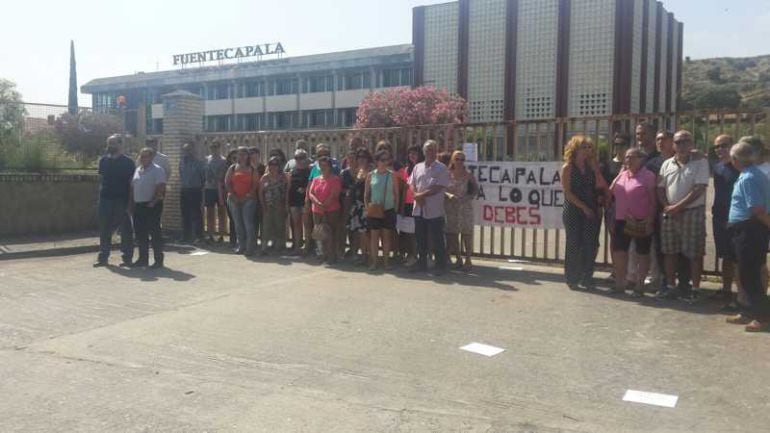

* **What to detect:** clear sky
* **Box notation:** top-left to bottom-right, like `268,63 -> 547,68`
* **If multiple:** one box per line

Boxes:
3,0 -> 769,106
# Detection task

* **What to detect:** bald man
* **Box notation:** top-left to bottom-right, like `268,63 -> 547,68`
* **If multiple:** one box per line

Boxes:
657,130 -> 710,302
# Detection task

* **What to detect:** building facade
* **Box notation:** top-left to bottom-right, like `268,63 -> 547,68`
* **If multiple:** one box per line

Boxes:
413,0 -> 683,123
82,0 -> 683,136
82,45 -> 413,136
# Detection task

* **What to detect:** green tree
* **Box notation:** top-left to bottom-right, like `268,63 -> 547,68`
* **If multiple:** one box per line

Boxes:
0,78 -> 26,168
55,111 -> 123,162
694,86 -> 742,110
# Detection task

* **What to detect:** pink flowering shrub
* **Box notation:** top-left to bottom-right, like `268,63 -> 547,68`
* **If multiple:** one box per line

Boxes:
355,86 -> 467,128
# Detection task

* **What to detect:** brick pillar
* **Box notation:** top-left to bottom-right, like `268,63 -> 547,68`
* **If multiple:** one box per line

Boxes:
160,90 -> 204,232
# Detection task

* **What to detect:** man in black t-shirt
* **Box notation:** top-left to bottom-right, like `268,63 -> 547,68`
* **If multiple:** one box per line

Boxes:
95,134 -> 136,267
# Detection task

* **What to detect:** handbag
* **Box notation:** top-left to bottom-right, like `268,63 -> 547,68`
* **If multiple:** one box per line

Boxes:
365,172 -> 389,219
312,215 -> 331,242
623,218 -> 648,238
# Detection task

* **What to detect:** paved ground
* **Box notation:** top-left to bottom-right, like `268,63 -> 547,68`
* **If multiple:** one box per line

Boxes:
1,250 -> 769,433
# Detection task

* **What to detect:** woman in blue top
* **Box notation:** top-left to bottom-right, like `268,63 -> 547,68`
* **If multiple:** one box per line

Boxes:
726,140 -> 770,333
365,150 -> 400,271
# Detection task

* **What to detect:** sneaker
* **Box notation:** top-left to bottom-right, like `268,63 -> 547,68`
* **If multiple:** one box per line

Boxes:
92,260 -> 108,268
405,256 -> 418,268
149,261 -> 164,270
745,320 -> 770,333
130,261 -> 149,268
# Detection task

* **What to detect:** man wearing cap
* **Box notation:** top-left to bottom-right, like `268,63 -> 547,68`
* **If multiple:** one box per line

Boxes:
94,134 -> 136,267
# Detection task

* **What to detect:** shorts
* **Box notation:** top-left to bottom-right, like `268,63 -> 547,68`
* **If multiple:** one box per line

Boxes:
712,212 -> 735,260
661,206 -> 706,259
367,209 -> 397,231
612,220 -> 652,254
204,189 -> 220,207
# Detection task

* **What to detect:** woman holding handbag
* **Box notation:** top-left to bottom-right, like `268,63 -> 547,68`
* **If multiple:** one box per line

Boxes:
308,156 -> 343,265
365,150 -> 400,271
609,147 -> 657,296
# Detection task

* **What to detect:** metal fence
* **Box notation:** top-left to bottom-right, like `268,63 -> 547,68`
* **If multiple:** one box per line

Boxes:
191,109 -> 768,274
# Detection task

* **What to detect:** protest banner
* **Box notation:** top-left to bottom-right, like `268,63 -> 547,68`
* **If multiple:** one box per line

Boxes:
468,161 -> 565,229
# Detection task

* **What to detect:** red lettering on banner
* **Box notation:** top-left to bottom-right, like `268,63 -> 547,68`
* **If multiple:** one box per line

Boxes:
483,205 -> 543,226
529,207 -> 541,225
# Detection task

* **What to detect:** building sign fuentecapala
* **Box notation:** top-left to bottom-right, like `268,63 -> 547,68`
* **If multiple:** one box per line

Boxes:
173,43 -> 286,66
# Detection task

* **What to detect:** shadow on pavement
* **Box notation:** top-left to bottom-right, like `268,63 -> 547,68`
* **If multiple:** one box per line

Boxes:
106,265 -> 196,282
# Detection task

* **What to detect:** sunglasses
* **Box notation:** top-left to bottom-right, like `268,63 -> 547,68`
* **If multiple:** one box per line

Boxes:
455,157 -> 466,162
715,143 -> 730,149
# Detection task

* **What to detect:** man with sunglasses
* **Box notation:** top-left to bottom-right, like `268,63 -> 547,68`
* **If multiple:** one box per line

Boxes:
657,131 -> 710,302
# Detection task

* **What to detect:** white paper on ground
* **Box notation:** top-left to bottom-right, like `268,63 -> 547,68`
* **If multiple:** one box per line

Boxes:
500,267 -> 524,271
189,251 -> 209,256
460,342 -> 505,357
507,259 -> 530,264
622,390 -> 678,408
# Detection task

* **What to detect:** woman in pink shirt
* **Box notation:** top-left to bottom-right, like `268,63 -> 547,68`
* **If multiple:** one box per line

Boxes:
308,156 -> 343,265
610,148 -> 657,296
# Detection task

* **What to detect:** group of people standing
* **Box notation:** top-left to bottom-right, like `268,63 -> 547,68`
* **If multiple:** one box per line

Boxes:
562,122 -> 770,333
220,138 -> 479,274
95,135 -> 479,276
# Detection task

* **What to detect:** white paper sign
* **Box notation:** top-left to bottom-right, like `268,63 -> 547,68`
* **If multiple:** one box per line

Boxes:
468,161 -> 564,229
462,143 -> 478,162
622,390 -> 679,408
189,251 -> 209,256
460,342 -> 505,357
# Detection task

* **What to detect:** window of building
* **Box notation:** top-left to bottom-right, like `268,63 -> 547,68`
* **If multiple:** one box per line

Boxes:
205,115 -> 231,132
382,68 -> 412,88
207,83 -> 230,100
93,92 -> 117,112
303,110 -> 335,128
304,75 -> 334,93
236,113 -> 264,131
241,81 -> 266,98
268,111 -> 298,130
337,108 -> 358,127
271,78 -> 299,96
340,70 -> 371,90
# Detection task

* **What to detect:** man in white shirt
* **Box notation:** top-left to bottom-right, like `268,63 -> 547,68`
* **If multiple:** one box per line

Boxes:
129,148 -> 167,269
657,130 -> 710,301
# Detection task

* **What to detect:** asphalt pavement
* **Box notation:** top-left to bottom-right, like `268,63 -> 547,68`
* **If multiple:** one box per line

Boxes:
0,250 -> 768,432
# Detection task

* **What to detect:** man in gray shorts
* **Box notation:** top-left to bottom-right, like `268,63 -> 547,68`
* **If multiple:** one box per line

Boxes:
657,130 -> 709,301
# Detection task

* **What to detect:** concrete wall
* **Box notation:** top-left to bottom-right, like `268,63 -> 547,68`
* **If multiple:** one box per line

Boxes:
0,174 -> 99,237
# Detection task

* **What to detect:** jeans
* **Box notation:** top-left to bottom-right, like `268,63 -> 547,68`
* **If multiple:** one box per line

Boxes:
731,219 -> 770,321
414,216 -> 447,270
180,188 -> 203,241
262,204 -> 287,252
97,197 -> 133,262
228,196 -> 257,254
134,202 -> 164,264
